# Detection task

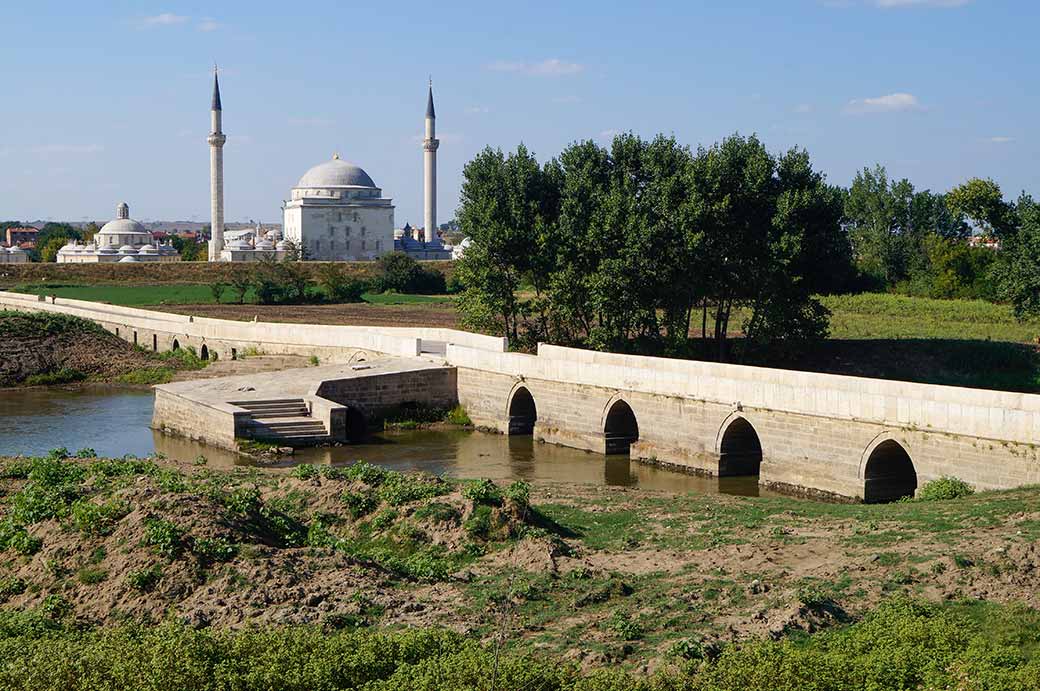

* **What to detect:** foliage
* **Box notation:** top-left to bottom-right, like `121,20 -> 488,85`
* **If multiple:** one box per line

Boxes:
70,498 -> 129,536
996,195 -> 1040,320
917,477 -> 976,501
23,368 -> 87,386
445,404 -> 472,426
462,478 -> 503,505
342,489 -> 378,518
504,479 -> 531,507
143,518 -> 184,560
455,134 -> 841,360
192,537 -> 237,563
314,262 -> 367,302
946,177 -> 1017,238
126,565 -> 162,591
372,253 -> 447,295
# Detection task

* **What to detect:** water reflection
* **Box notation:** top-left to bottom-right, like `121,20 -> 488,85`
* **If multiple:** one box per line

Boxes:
0,386 -> 765,496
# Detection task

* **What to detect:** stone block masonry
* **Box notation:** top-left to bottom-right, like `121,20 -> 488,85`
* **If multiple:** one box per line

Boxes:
3,290 -> 1039,502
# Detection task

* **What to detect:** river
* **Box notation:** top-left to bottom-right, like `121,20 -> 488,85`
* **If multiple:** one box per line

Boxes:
0,386 -> 764,496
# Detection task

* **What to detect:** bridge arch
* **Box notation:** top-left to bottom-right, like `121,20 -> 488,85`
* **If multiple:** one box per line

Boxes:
860,434 -> 917,503
172,338 -> 180,351
507,384 -> 537,435
716,413 -> 763,476
602,396 -> 639,456
200,344 -> 209,361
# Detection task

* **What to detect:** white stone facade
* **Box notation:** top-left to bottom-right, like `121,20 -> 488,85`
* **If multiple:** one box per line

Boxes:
0,247 -> 28,264
282,155 -> 394,261
57,203 -> 180,264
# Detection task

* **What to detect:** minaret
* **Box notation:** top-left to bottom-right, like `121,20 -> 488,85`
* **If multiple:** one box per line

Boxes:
207,67 -> 227,261
423,80 -> 439,244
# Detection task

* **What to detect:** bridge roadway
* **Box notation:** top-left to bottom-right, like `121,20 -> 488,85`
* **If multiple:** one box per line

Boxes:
3,290 -> 1038,502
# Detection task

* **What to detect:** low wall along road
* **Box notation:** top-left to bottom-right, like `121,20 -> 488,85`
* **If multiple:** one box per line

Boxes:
3,290 -> 1038,502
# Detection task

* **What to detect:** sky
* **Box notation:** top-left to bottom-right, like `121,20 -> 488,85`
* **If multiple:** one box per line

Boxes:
0,0 -> 1036,225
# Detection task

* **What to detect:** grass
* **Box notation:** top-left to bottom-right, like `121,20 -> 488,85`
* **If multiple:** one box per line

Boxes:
12,283 -> 452,307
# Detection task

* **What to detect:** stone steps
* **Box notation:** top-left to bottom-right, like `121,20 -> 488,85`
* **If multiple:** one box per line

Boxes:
235,398 -> 330,445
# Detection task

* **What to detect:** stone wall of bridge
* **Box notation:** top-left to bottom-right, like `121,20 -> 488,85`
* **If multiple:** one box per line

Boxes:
452,345 -> 1040,501
4,289 -> 1040,501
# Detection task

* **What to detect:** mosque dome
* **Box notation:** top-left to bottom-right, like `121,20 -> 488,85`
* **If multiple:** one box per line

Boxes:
117,255 -> 139,263
98,202 -> 148,236
295,154 -> 376,189
118,245 -> 138,253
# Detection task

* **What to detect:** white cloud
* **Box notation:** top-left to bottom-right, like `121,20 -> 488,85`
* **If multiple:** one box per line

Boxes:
198,18 -> 219,32
844,92 -> 922,114
598,129 -> 621,141
487,59 -> 584,77
31,144 -> 104,154
142,13 -> 189,26
987,136 -> 1015,144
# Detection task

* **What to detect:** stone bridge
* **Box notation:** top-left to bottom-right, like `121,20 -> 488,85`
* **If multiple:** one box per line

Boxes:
3,290 -> 1038,502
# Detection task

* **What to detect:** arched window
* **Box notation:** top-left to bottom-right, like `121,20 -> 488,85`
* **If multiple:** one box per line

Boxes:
719,417 -> 763,476
508,387 -> 537,435
604,400 -> 639,455
864,440 -> 917,503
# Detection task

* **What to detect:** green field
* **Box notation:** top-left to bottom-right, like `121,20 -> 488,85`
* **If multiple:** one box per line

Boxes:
11,283 -> 453,307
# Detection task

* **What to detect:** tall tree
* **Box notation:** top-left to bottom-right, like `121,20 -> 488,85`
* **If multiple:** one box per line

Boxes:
946,178 -> 1016,238
995,195 -> 1040,319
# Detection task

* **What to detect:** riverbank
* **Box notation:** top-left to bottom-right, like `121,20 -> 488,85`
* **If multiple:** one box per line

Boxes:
1,451 -> 1037,687
0,310 -> 316,389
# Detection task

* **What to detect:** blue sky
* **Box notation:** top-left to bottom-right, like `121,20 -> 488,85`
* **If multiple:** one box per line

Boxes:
1,0 -> 1035,225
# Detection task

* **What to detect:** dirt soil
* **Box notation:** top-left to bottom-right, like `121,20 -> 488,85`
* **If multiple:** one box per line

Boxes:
155,302 -> 459,328
169,354 -> 312,382
0,315 -> 159,387
2,457 -> 1037,668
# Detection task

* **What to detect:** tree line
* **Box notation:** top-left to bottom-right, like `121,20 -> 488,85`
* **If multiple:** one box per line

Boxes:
453,133 -> 1040,359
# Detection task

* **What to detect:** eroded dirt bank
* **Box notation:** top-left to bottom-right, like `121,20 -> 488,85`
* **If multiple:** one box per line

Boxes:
1,453 -> 1037,668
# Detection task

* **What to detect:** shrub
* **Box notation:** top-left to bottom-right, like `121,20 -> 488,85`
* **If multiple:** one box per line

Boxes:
344,461 -> 387,485
0,577 -> 26,602
504,480 -> 531,507
445,404 -> 472,426
193,537 -> 237,563
74,448 -> 97,459
918,476 -> 975,501
70,498 -> 129,536
126,565 -> 162,591
413,502 -> 460,524
315,263 -> 367,302
377,474 -> 450,506
143,518 -> 184,559
606,611 -> 644,640
373,254 -> 447,295
0,522 -> 42,555
464,504 -> 493,538
290,464 -> 321,480
462,478 -> 502,505
342,490 -> 378,519
370,508 -> 398,531
40,594 -> 71,620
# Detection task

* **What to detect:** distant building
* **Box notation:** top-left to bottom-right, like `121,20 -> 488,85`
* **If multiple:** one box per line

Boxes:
282,154 -> 395,261
968,235 -> 1000,250
0,246 -> 28,264
394,223 -> 452,260
220,222 -> 290,262
5,227 -> 38,248
56,203 -> 180,263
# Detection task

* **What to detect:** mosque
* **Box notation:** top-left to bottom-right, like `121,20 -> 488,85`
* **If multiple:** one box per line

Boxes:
206,72 -> 450,262
56,202 -> 180,263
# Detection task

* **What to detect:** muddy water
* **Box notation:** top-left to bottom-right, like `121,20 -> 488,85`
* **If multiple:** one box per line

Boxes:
0,387 -> 763,496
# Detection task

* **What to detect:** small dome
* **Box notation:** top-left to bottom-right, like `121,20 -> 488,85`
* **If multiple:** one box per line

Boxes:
275,240 -> 290,250
295,154 -> 376,189
139,244 -> 158,254
8,246 -> 25,254
117,255 -> 139,263
118,245 -> 137,253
